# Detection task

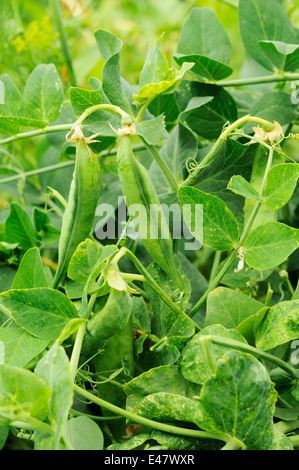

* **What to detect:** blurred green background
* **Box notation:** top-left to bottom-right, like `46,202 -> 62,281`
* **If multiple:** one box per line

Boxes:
1,0 -> 298,91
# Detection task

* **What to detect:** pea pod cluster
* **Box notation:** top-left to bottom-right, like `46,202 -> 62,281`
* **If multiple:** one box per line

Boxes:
117,134 -> 183,289
82,287 -> 133,355
52,136 -> 101,289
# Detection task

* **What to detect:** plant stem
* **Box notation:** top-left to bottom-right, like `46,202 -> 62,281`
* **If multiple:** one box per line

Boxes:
209,251 -> 222,283
214,72 -> 299,88
73,383 -> 237,445
275,419 -> 299,435
69,293 -> 98,380
49,0 -> 77,86
289,435 -> 299,448
135,97 -> 154,123
0,144 -> 146,185
120,247 -> 201,332
210,335 -> 299,379
140,137 -> 179,193
0,123 -> 73,146
221,441 -> 242,450
74,104 -> 130,126
189,145 -> 274,317
11,417 -> 54,435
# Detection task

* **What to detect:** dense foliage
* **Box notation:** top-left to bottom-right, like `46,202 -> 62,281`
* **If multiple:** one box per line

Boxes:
0,0 -> 299,451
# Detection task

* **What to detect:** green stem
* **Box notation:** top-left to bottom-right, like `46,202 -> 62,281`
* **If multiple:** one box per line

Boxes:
289,435 -> 299,448
275,419 -> 299,435
69,293 -> 98,380
140,137 -> 179,193
215,72 -> 299,88
135,97 -> 154,123
265,283 -> 273,307
120,247 -> 201,332
0,123 -> 73,146
0,144 -> 146,185
74,104 -> 130,127
49,0 -> 77,86
73,383 -> 236,445
221,441 -> 242,450
189,146 -> 274,317
209,251 -> 222,283
70,409 -> 123,421
210,335 -> 299,379
11,417 -> 54,435
181,115 -> 274,187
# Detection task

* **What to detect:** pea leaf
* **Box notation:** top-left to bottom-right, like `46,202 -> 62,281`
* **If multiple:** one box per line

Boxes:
65,416 -> 104,450
0,364 -> 50,425
0,288 -> 78,340
181,324 -> 247,384
175,81 -> 237,140
196,350 -> 292,450
0,116 -> 48,134
23,64 -> 64,124
69,85 -> 121,136
239,0 -> 298,71
258,41 -> 299,73
205,287 -> 264,329
0,328 -> 48,367
227,175 -> 263,203
243,222 -> 299,270
133,62 -> 194,104
12,247 -> 48,289
178,187 -> 239,251
137,392 -> 200,423
35,343 -> 73,448
5,203 -> 40,250
175,7 -> 232,81
135,114 -> 166,146
245,92 -> 298,131
94,29 -> 136,115
263,163 -> 299,210
255,300 -> 299,350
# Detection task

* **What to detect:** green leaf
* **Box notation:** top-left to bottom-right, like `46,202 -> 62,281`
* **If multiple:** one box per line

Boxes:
239,0 -> 298,71
33,208 -> 50,232
67,239 -> 103,285
139,36 -> 174,87
137,392 -> 200,423
181,324 -> 247,384
246,92 -> 298,130
69,85 -> 120,137
0,74 -> 24,134
135,114 -> 166,146
0,116 -> 48,134
5,203 -> 40,250
35,343 -> 73,447
0,328 -> 47,367
133,62 -> 194,104
0,364 -> 50,425
196,350 -> 290,450
175,81 -> 237,140
0,288 -> 78,340
0,426 -> 8,450
124,364 -> 200,399
205,287 -> 264,329
94,29 -> 136,115
255,300 -> 299,350
178,187 -> 239,251
258,41 -> 299,72
23,64 -> 64,124
227,175 -> 263,203
174,54 -> 233,82
263,163 -> 299,210
12,247 -> 48,289
65,416 -> 104,450
243,222 -> 299,270
177,7 -> 231,66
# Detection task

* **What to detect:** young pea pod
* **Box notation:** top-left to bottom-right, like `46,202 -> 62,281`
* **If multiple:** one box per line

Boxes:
117,134 -> 183,289
52,134 -> 101,289
82,287 -> 133,355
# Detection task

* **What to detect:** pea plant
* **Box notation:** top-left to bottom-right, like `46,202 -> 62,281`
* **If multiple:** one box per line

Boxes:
1,0 -> 299,451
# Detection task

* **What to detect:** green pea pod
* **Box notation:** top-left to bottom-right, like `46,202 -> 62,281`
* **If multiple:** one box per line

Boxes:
117,135 -> 183,289
52,138 -> 101,289
94,317 -> 134,440
82,288 -> 133,355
